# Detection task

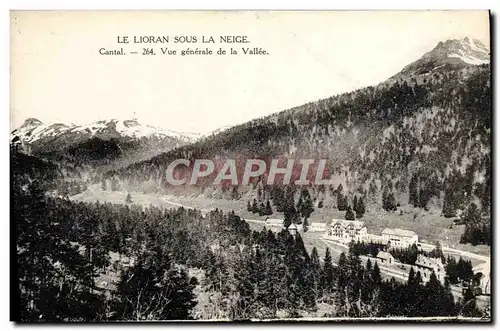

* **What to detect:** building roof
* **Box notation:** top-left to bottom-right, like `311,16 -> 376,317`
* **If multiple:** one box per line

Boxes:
415,255 -> 443,270
377,251 -> 393,260
331,219 -> 366,230
382,228 -> 417,238
266,219 -> 284,226
310,222 -> 326,227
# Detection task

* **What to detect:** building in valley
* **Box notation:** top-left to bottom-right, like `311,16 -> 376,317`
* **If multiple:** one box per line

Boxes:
288,223 -> 298,238
381,228 -> 418,248
264,218 -> 284,232
376,251 -> 395,265
308,222 -> 327,232
264,219 -> 303,233
324,219 -> 367,243
413,254 -> 446,284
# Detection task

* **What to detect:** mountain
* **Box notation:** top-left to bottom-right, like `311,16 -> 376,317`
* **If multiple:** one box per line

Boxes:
394,37 -> 489,78
106,38 -> 490,225
10,118 -> 200,170
11,118 -> 199,150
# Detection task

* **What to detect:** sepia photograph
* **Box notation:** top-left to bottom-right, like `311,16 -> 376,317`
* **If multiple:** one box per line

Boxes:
10,10 -> 491,322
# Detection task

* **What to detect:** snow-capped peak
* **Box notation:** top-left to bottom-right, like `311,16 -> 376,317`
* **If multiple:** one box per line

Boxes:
14,118 -> 43,135
462,37 -> 489,54
395,37 -> 490,79
443,37 -> 490,65
21,117 -> 43,128
11,118 -> 201,146
424,37 -> 489,65
112,119 -> 200,141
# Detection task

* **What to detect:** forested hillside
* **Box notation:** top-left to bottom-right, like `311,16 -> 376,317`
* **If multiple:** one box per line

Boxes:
106,58 -> 490,245
13,149 -> 486,321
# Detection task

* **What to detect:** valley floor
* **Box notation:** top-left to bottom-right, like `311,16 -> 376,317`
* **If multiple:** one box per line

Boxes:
70,186 -> 491,308
71,186 -> 491,258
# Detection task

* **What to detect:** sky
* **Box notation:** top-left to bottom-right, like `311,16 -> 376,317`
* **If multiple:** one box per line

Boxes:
10,11 -> 490,134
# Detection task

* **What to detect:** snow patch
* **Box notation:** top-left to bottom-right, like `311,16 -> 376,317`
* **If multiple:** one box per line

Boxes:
11,118 -> 201,145
448,53 -> 488,65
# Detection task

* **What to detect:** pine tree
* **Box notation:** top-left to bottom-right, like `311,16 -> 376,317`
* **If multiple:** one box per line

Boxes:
457,258 -> 474,283
346,246 -> 363,305
284,186 -> 296,211
322,248 -> 335,293
404,267 -> 418,315
365,258 -> 372,272
382,189 -> 388,210
251,198 -> 259,214
415,271 -> 423,285
101,180 -> 107,191
442,185 -> 455,217
432,241 -> 444,260
345,205 -> 355,220
389,193 -> 397,211
262,253 -> 286,318
310,247 -> 322,296
296,196 -> 304,216
258,202 -> 266,216
460,202 -> 489,245
337,184 -> 343,193
372,261 -> 382,286
232,249 -> 256,319
114,250 -> 197,320
441,278 -> 456,316
283,206 -> 299,228
383,189 -> 397,211
409,174 -> 419,207
264,200 -> 273,215
230,186 -> 240,200
356,197 -> 366,218
282,233 -> 316,313
337,193 -> 348,211
424,271 -> 445,316
337,252 -> 348,291
361,259 -> 373,304
125,193 -> 133,204
273,186 -> 285,212
247,200 -> 252,212
297,189 -> 314,219
418,184 -> 432,210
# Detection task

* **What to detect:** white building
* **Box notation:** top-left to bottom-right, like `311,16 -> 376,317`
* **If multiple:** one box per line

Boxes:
308,222 -> 327,232
376,251 -> 394,265
288,223 -> 298,237
264,218 -> 284,232
381,228 -> 418,248
414,254 -> 446,284
264,219 -> 303,233
325,219 -> 367,243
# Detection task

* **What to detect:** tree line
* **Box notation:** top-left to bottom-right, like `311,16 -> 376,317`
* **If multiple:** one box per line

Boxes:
12,148 -> 488,321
